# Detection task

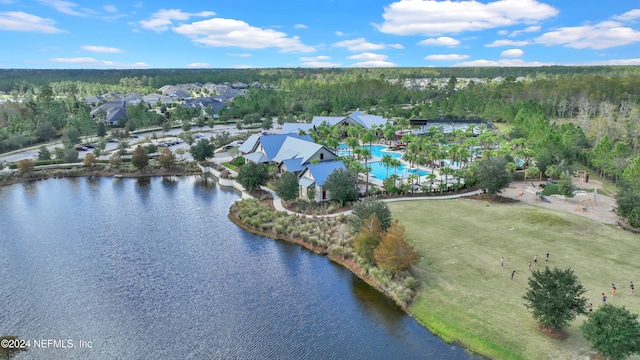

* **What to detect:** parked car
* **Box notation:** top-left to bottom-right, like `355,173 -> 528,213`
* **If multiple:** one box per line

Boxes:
84,143 -> 96,149
108,138 -> 119,143
75,145 -> 88,151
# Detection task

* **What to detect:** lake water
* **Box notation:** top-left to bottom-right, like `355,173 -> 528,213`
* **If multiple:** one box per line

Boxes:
0,176 -> 478,359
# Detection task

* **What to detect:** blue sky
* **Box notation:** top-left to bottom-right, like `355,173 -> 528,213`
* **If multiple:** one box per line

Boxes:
1,0 -> 640,69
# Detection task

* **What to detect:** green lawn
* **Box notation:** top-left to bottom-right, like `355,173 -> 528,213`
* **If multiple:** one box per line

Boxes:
389,199 -> 640,360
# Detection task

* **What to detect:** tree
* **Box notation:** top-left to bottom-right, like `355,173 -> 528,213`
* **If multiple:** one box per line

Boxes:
190,138 -> 214,162
475,157 -> 512,197
523,266 -> 588,332
37,146 -> 51,161
0,335 -> 28,359
96,121 -> 107,137
131,145 -> 149,171
158,148 -> 176,169
17,159 -> 34,173
62,127 -> 80,146
274,171 -> 299,201
62,147 -> 78,163
82,152 -> 97,167
349,197 -> 393,233
581,304 -> 640,360
354,214 -> 383,265
373,220 -> 419,275
237,162 -> 269,192
557,172 -> 577,200
181,119 -> 192,132
323,168 -> 358,206
109,152 -> 122,167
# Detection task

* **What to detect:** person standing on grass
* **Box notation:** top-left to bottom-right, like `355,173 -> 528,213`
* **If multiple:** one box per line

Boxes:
630,281 -> 635,295
527,262 -> 531,271
546,251 -> 550,262
588,303 -> 593,312
611,284 -> 617,296
602,293 -> 607,303
511,270 -> 516,280
500,257 -> 504,269
533,255 -> 538,265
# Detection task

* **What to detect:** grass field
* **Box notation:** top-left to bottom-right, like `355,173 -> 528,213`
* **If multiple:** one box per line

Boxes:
389,199 -> 640,360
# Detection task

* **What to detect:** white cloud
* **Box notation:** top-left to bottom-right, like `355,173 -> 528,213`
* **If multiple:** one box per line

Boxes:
348,60 -> 396,67
509,25 -> 541,37
229,64 -> 257,69
299,56 -> 342,67
37,0 -> 86,16
376,0 -> 558,35
425,54 -> 469,60
332,37 -> 403,51
485,39 -> 530,47
49,57 -> 150,68
81,45 -> 122,53
0,11 -> 65,33
335,31 -> 344,36
293,24 -> 307,29
501,48 -> 523,57
347,53 -> 388,61
139,9 -> 215,32
173,18 -> 315,53
497,30 -> 508,35
103,5 -> 118,13
580,58 -> 640,66
612,9 -> 640,22
418,36 -> 460,46
227,53 -> 252,57
300,56 -> 331,61
534,21 -> 640,49
454,58 -> 546,66
186,62 -> 211,68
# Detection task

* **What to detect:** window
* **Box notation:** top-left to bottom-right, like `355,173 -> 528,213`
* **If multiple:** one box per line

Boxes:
319,153 -> 324,160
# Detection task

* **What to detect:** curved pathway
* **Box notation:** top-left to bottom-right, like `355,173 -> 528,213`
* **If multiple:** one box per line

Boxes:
261,186 -> 483,218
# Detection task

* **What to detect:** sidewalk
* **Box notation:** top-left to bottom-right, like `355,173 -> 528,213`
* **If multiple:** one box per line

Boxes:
260,186 -> 483,218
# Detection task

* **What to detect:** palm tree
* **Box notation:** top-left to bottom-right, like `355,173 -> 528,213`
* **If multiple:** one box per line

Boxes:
345,136 -> 359,157
381,154 -> 393,178
440,166 -> 454,193
427,173 -> 437,192
361,148 -> 372,194
390,158 -> 402,175
362,130 -> 377,158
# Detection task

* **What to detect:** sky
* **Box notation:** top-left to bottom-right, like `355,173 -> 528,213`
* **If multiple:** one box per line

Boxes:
1,0 -> 640,69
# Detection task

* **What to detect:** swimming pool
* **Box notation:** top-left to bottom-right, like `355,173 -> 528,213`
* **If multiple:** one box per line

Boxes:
339,144 -> 428,180
368,162 -> 429,179
338,144 -> 402,159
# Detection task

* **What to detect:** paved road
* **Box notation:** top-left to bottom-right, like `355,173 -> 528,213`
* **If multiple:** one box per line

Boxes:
0,124 -> 245,165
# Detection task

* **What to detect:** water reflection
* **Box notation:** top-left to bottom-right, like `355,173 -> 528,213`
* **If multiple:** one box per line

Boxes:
0,176 -> 478,360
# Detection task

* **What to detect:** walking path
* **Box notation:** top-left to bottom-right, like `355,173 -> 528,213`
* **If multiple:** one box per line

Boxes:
260,186 -> 483,218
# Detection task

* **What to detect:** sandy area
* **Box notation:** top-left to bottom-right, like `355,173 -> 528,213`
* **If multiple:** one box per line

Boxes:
500,179 -> 619,225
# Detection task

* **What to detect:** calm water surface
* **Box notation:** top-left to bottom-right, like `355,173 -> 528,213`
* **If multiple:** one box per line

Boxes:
0,176 -> 479,359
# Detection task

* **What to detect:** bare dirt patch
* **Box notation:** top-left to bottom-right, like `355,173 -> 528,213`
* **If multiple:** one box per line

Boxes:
536,325 -> 569,341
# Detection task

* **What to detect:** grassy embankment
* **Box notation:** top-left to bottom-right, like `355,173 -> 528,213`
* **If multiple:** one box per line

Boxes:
389,199 -> 640,360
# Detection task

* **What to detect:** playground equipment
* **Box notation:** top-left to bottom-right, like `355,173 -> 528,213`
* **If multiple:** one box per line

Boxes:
535,192 -> 551,203
575,198 -> 594,212
573,170 -> 589,183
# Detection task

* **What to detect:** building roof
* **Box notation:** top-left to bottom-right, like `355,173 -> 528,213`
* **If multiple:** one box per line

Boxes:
237,134 -> 261,154
281,123 -> 314,134
258,134 -> 312,161
302,160 -> 346,186
243,152 -> 268,163
348,111 -> 387,129
298,176 -> 315,188
311,111 -> 388,130
311,116 -> 344,127
282,158 -> 305,173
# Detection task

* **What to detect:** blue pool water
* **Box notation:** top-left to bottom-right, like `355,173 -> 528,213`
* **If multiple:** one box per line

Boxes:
368,162 -> 429,179
339,144 -> 428,180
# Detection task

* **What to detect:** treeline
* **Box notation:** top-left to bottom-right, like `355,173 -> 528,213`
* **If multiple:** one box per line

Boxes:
3,66 -> 640,93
